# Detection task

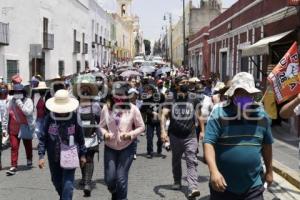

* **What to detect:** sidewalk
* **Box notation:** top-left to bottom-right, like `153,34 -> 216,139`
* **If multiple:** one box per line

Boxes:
272,125 -> 300,189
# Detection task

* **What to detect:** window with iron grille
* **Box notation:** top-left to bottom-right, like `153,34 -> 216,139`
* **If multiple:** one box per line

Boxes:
76,61 -> 81,74
6,60 -> 19,82
58,61 -> 65,76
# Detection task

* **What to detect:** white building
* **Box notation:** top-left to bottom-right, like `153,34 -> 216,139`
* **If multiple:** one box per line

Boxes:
0,0 -> 116,83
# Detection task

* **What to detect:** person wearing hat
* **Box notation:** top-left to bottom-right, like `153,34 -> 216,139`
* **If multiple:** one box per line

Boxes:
32,82 -> 49,140
6,82 -> 34,176
100,82 -> 145,200
160,75 -> 201,198
38,89 -> 86,200
204,72 -> 273,200
0,83 -> 8,170
73,76 -> 101,197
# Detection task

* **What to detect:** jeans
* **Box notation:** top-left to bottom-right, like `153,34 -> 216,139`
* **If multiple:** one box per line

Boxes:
34,117 -> 45,139
133,139 -> 138,155
146,123 -> 162,155
48,160 -> 76,200
10,134 -> 32,167
104,143 -> 134,200
170,134 -> 199,191
209,185 -> 265,200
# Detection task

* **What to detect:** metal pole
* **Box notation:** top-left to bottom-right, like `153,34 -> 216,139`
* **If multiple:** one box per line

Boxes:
170,14 -> 173,69
183,0 -> 186,67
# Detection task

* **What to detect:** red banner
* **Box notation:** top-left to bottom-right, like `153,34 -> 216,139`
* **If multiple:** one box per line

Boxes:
288,0 -> 300,6
268,42 -> 300,104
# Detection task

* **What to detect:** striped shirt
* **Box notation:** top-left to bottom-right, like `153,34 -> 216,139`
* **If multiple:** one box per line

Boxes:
204,102 -> 273,194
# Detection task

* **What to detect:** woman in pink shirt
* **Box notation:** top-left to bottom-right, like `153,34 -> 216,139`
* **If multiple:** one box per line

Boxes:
100,82 -> 145,200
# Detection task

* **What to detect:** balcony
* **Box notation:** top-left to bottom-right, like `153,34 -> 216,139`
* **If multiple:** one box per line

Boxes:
43,32 -> 54,50
74,41 -> 81,53
0,22 -> 9,45
83,43 -> 88,54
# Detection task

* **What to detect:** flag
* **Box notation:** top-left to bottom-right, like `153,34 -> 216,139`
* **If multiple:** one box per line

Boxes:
268,42 -> 300,104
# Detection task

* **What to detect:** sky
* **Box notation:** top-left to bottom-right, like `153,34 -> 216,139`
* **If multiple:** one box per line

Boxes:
98,0 -> 238,43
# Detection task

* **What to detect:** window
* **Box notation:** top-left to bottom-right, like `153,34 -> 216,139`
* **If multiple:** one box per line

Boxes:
6,60 -> 19,82
76,61 -> 81,74
58,61 -> 65,76
74,29 -> 77,42
43,17 -> 48,33
253,56 -> 261,81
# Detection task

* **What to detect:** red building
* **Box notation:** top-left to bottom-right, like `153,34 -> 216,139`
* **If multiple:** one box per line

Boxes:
208,0 -> 300,86
188,26 -> 210,78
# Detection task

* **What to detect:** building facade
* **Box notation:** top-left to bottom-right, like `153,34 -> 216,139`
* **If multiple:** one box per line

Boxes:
172,0 -> 221,67
208,0 -> 300,84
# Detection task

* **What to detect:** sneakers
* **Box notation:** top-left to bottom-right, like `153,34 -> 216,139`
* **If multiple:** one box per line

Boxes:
27,160 -> 33,167
83,184 -> 91,197
171,182 -> 182,190
133,154 -> 137,160
6,167 -> 17,176
188,189 -> 201,199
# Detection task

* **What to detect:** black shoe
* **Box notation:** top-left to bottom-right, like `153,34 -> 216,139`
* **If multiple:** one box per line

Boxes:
146,153 -> 153,159
188,189 -> 201,199
83,184 -> 91,197
6,167 -> 17,176
111,192 -> 117,200
171,182 -> 182,190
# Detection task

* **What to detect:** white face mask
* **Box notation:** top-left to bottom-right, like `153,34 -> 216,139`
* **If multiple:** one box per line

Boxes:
13,94 -> 24,99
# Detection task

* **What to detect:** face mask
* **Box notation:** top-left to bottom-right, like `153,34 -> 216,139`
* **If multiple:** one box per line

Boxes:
179,85 -> 189,93
14,94 -> 24,99
233,96 -> 253,109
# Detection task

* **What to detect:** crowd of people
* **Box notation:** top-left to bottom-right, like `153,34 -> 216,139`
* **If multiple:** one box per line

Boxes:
0,61 -> 282,200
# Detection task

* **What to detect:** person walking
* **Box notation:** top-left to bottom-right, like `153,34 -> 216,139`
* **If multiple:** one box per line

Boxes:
74,75 -> 101,197
204,72 -> 273,200
32,82 -> 49,140
0,83 -> 8,170
38,89 -> 87,200
141,84 -> 163,158
100,82 -> 145,200
160,75 -> 201,198
6,82 -> 34,176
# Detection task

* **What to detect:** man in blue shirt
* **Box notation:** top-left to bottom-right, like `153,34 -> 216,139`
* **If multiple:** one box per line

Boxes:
204,72 -> 273,200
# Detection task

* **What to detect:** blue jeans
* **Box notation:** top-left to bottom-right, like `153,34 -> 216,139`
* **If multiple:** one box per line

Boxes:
104,143 -> 134,200
35,118 -> 45,139
48,160 -> 76,200
146,123 -> 162,155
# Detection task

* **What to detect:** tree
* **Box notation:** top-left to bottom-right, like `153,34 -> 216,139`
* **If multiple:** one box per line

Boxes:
144,39 -> 151,56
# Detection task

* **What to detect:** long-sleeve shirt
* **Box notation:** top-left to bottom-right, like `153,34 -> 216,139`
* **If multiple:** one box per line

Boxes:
100,103 -> 145,150
38,113 -> 86,161
7,98 -> 34,136
0,99 -> 8,133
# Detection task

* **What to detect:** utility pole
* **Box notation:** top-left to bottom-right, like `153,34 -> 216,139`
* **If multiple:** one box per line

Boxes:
183,0 -> 186,67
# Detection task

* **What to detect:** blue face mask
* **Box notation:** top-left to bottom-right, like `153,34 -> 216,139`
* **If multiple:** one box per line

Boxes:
233,96 -> 253,109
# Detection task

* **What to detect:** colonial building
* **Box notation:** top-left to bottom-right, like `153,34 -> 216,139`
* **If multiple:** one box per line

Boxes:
208,0 -> 300,84
172,0 -> 221,67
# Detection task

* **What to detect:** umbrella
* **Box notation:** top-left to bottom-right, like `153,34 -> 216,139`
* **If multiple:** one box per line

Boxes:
133,59 -> 145,64
120,70 -> 142,77
155,66 -> 172,76
139,66 -> 156,74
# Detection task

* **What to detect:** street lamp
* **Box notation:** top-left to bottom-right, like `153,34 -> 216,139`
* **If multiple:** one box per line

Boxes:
164,13 -> 173,69
182,0 -> 186,67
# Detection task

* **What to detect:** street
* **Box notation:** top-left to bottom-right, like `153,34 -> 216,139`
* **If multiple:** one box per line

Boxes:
0,136 -> 299,200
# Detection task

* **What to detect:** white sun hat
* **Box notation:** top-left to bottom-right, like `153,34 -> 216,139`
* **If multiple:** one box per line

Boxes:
32,81 -> 49,90
225,72 -> 261,97
46,89 -> 79,113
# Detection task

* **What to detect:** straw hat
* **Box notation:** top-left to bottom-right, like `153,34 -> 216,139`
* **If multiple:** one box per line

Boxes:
32,82 -> 49,90
46,90 -> 79,113
225,72 -> 261,97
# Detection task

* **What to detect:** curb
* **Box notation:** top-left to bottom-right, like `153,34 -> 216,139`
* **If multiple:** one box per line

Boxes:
273,159 -> 300,190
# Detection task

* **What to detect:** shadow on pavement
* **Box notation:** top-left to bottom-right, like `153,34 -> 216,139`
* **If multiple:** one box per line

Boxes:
1,165 -> 35,172
153,184 -> 189,199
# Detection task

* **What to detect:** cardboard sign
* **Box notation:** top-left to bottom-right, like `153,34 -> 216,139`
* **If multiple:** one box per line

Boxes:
268,42 -> 300,104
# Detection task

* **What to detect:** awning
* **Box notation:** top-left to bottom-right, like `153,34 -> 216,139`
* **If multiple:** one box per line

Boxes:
242,30 -> 294,57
